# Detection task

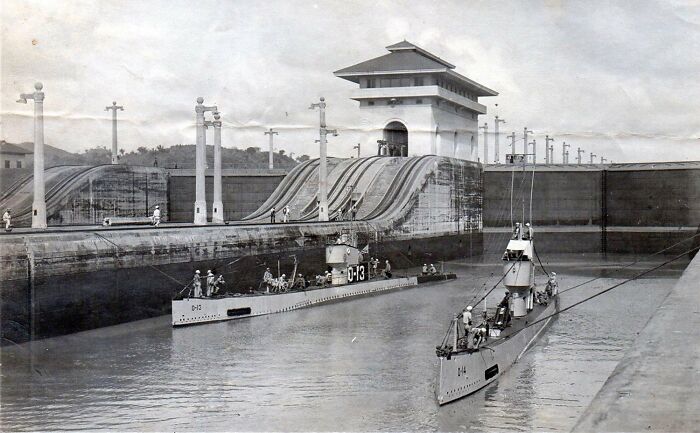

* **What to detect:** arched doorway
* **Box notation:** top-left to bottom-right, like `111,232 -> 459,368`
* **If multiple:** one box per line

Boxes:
383,121 -> 408,156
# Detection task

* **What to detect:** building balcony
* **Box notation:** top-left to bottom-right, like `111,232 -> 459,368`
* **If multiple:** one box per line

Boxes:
349,85 -> 487,114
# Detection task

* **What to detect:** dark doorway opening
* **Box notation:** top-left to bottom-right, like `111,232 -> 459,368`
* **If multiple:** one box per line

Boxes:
383,121 -> 408,156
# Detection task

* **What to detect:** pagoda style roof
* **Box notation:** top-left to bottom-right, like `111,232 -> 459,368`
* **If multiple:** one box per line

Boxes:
334,41 -> 497,96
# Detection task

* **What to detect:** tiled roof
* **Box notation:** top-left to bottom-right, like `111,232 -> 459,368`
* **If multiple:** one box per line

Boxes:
334,50 -> 450,75
334,41 -> 497,96
0,142 -> 33,155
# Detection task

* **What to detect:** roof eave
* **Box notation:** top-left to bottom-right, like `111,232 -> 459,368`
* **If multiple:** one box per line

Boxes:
445,70 -> 498,96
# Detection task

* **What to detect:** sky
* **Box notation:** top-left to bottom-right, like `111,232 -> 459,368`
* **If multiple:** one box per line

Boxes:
1,0 -> 699,163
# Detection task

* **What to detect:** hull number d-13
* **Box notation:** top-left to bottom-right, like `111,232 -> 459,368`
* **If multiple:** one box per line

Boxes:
347,263 -> 368,283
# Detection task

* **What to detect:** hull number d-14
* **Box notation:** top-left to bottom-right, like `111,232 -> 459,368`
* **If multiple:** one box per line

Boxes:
347,263 -> 368,283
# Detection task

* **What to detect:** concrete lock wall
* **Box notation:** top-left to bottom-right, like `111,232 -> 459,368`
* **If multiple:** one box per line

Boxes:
483,163 -> 700,255
484,168 -> 602,227
167,169 -> 286,222
607,167 -> 700,227
0,157 -> 483,343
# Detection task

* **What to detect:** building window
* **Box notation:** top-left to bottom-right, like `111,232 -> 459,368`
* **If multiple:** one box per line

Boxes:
416,98 -> 423,104
16,160 -> 22,168
380,78 -> 391,88
400,78 -> 411,87
367,79 -> 376,88
367,101 -> 375,106
415,77 -> 424,86
390,78 -> 401,87
4,160 -> 9,169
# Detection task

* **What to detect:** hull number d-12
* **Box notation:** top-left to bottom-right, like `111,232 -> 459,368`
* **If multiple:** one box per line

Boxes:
347,263 -> 368,283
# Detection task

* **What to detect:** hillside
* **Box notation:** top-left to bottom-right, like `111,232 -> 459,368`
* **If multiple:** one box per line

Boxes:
3,142 -> 306,169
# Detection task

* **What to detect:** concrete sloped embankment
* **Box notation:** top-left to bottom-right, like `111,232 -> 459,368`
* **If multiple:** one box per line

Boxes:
0,164 -> 167,227
572,252 -> 700,432
0,156 -> 483,343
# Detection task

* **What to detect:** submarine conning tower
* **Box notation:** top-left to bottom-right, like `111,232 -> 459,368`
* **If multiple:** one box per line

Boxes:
334,40 -> 497,161
502,239 -> 535,317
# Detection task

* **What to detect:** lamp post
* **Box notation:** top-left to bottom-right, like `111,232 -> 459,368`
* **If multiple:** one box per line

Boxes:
494,115 -> 506,164
577,147 -> 585,165
562,142 -> 570,164
506,132 -> 516,159
600,156 -> 607,164
309,97 -> 337,222
545,135 -> 554,164
212,111 -> 224,223
479,123 -> 488,164
590,152 -> 597,164
353,143 -> 361,159
549,143 -> 555,164
105,101 -> 124,164
529,139 -> 537,165
264,128 -> 278,170
523,127 -> 533,162
17,82 -> 46,229
194,97 -> 217,225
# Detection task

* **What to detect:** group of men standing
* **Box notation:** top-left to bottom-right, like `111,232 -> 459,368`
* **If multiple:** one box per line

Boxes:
461,305 -> 489,350
190,269 -> 225,298
270,205 -> 291,223
511,222 -> 534,240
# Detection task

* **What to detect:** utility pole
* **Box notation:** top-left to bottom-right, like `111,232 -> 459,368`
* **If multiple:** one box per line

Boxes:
479,123 -> 488,164
562,142 -> 570,164
545,135 -> 554,164
212,111 -> 224,223
194,97 -> 217,225
590,152 -> 597,164
549,143 -> 555,164
529,139 -> 537,165
523,127 -> 533,162
506,132 -> 516,159
309,97 -> 337,222
17,82 -> 46,229
494,115 -> 506,163
600,156 -> 607,164
264,128 -> 278,170
105,101 -> 124,164
353,143 -> 361,158
577,147 -> 585,165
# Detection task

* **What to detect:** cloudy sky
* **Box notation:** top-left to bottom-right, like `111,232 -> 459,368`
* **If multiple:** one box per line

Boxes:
2,0 -> 699,162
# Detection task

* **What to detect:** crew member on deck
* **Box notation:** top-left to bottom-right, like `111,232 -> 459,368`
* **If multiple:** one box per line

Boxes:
212,272 -> 225,295
206,270 -> 215,297
383,260 -> 392,278
512,222 -> 521,240
463,306 -> 473,348
270,207 -> 276,223
192,270 -> 202,298
282,205 -> 290,223
523,222 -> 534,240
263,267 -> 273,292
546,272 -> 558,297
428,264 -> 437,275
479,310 -> 490,340
422,264 -> 428,275
496,291 -> 511,327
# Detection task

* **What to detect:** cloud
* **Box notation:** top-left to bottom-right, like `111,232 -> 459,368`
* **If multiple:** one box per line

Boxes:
1,0 -> 698,163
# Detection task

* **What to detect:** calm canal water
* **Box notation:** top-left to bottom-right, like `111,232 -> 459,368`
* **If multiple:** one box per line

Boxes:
0,254 -> 688,431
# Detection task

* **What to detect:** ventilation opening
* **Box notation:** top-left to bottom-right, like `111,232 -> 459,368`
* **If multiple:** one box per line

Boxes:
227,307 -> 251,317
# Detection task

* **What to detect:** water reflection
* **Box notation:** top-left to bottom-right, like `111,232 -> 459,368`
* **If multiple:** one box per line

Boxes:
1,254 -> 687,431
